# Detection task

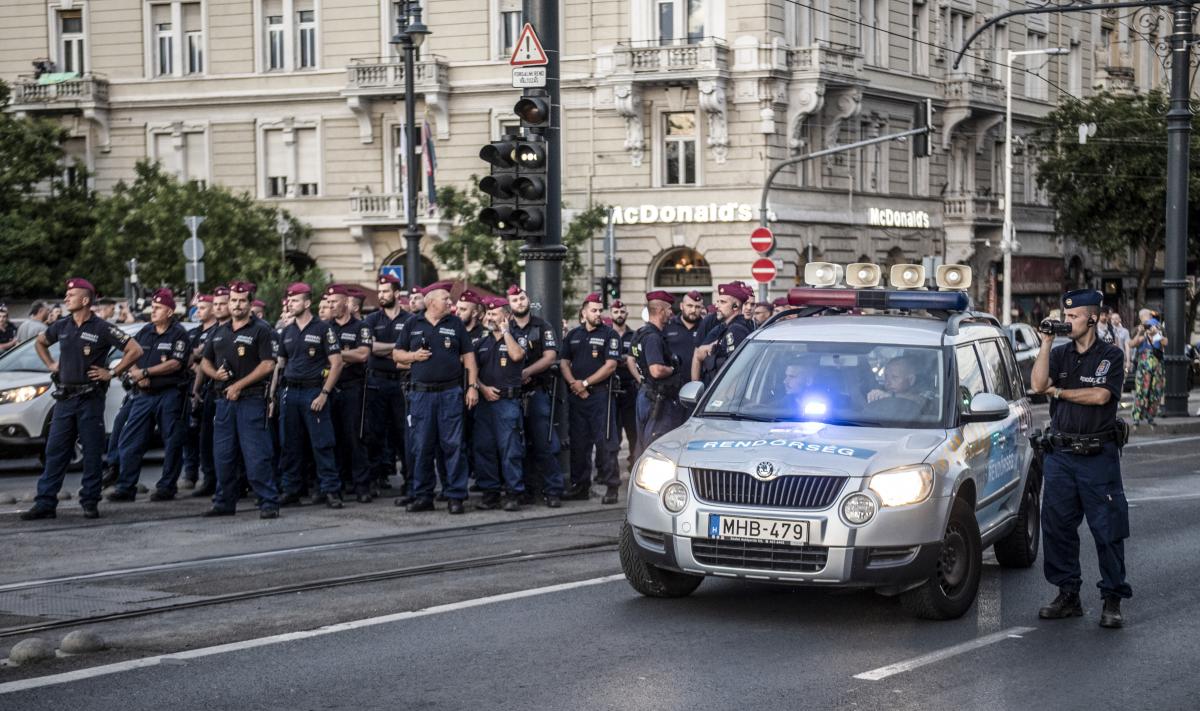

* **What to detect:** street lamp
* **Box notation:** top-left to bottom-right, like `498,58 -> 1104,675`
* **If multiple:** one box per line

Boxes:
390,1 -> 429,291
1002,46 -> 1068,325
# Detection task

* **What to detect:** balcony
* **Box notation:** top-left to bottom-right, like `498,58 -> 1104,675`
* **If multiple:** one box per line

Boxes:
943,194 -> 1002,226
9,72 -> 109,112
601,38 -> 728,85
787,43 -> 863,84
348,191 -> 435,226
941,72 -> 1004,113
341,56 -> 450,144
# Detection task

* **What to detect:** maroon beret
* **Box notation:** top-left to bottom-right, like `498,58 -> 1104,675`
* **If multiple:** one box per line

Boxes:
251,300 -> 266,308
196,294 -> 214,304
286,282 -> 311,297
420,281 -> 455,296
410,285 -> 423,296
610,300 -> 626,309
684,290 -> 703,302
229,281 -> 255,295
65,277 -> 95,293
582,292 -> 603,306
458,290 -> 482,305
718,283 -> 746,302
772,296 -> 789,307
212,286 -> 230,297
378,274 -> 401,287
324,284 -> 350,297
645,290 -> 675,305
483,296 -> 508,310
151,290 -> 176,311
506,284 -> 525,296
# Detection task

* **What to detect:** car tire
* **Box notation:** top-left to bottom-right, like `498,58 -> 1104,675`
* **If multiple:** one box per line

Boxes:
993,475 -> 1040,569
619,521 -> 703,598
901,496 -> 982,620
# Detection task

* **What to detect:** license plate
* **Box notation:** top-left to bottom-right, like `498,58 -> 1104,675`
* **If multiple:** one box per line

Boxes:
707,514 -> 809,545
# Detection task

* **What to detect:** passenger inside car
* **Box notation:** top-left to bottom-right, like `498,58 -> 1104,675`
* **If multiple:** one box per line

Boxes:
865,356 -> 935,419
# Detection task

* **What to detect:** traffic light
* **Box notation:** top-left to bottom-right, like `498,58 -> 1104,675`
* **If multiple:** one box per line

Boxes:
478,133 -> 521,240
514,95 -> 550,130
511,134 -> 547,242
912,98 -> 933,158
602,272 -> 621,307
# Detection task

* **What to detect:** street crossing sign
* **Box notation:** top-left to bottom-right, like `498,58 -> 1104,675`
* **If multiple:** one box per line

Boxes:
509,23 -> 549,66
380,265 -> 404,284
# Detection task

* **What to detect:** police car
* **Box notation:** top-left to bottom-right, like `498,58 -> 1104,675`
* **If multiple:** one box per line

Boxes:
620,263 -> 1039,619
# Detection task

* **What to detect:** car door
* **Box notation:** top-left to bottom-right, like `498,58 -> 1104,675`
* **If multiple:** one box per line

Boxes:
974,338 -> 1024,531
953,342 -> 993,526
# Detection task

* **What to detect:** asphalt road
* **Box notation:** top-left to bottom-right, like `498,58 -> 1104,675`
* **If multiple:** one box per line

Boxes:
2,435 -> 1200,709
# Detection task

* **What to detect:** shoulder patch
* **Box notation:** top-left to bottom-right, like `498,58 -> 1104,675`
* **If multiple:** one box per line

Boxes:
1096,359 -> 1111,377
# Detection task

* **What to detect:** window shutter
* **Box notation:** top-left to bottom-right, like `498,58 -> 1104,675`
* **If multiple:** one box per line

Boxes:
184,131 -> 207,183
154,133 -> 180,176
265,129 -> 287,178
296,128 -> 319,185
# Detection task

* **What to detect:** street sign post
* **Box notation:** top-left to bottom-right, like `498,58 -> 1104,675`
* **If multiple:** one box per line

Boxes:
751,258 -> 777,284
183,215 -> 206,299
750,226 -> 774,253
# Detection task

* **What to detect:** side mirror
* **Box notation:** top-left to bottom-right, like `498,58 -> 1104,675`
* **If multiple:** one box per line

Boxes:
678,380 -> 705,408
963,392 -> 1009,423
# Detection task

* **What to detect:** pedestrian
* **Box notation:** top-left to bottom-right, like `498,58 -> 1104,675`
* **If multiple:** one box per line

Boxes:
325,284 -> 374,501
473,296 -> 526,511
0,303 -> 17,353
21,279 -> 143,521
1031,288 -> 1130,628
630,291 -> 681,456
692,283 -> 754,385
16,300 -> 50,342
393,281 -> 479,514
1129,309 -> 1166,425
506,284 -> 565,507
609,300 -> 639,472
275,282 -> 345,508
364,274 -> 408,495
1110,311 -> 1131,369
105,290 -> 191,502
1096,306 -> 1116,344
181,294 -> 218,491
199,281 -> 281,518
562,292 -> 622,504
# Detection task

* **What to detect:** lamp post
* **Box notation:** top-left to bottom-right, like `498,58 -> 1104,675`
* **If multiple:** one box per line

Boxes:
390,2 -> 429,291
1003,46 -> 1068,325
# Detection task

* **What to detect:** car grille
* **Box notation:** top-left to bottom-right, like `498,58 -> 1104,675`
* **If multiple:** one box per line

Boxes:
690,469 -> 846,509
691,539 -> 829,573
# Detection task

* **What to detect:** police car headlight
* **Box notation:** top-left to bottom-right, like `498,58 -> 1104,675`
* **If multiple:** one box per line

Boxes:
662,482 -> 689,513
868,465 -> 934,507
841,494 -> 876,525
634,453 -> 676,493
0,384 -> 51,405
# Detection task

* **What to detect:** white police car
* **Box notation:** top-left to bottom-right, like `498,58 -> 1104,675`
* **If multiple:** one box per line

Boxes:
620,263 -> 1039,619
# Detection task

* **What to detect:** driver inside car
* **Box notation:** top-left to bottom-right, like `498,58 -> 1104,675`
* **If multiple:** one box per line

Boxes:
865,356 -> 932,419
779,357 -> 849,418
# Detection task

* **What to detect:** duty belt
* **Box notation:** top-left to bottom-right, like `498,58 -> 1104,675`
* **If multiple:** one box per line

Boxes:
493,386 -> 522,399
284,378 -> 324,388
369,369 -> 404,381
52,383 -> 103,400
409,379 -> 460,393
1048,429 -> 1118,455
218,385 -> 267,400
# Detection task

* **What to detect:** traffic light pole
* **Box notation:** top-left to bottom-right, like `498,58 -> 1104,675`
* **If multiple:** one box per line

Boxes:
403,35 -> 422,292
521,0 -> 564,336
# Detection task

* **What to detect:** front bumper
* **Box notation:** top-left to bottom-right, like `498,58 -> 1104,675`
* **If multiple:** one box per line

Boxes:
626,472 -> 950,587
0,400 -> 50,447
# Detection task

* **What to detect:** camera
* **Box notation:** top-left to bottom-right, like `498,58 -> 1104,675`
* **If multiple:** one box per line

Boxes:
1038,318 -> 1072,336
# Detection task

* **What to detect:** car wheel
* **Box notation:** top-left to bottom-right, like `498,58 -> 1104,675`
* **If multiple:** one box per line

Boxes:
901,496 -> 982,620
619,521 -> 703,598
994,474 -> 1040,568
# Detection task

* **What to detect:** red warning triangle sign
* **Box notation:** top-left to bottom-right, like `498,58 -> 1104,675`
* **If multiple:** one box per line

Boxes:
509,23 -> 549,66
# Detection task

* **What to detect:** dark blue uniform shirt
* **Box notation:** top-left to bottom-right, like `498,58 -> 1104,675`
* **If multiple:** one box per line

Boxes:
330,317 -> 372,383
1048,337 -> 1125,434
631,323 -> 673,387
615,327 -> 636,386
364,309 -> 405,373
563,324 -> 620,381
395,313 -> 470,384
510,316 -> 558,385
475,332 -> 523,390
202,318 -> 278,393
466,323 -> 486,350
663,316 -> 701,379
132,321 -> 189,390
281,316 -> 340,382
44,314 -> 131,385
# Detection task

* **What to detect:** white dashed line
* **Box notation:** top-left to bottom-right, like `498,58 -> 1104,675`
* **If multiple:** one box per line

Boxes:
853,626 -> 1035,681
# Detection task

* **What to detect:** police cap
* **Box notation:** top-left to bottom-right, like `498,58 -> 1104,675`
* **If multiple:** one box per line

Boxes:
1062,289 -> 1103,309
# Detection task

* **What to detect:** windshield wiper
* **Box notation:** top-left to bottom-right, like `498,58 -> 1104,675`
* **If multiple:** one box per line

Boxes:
699,411 -> 780,422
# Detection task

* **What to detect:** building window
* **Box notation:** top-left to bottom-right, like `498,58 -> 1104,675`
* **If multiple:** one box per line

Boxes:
62,136 -> 88,186
147,2 -> 204,78
653,248 -> 712,299
1024,32 -> 1049,100
184,2 -> 204,74
296,126 -> 320,196
498,0 -> 522,58
59,10 -> 86,74
262,124 -> 319,199
150,127 -> 209,187
155,21 -> 174,76
663,112 -> 697,186
267,14 -> 285,69
910,0 -> 928,75
297,4 -> 316,68
656,0 -> 704,45
948,10 -> 972,73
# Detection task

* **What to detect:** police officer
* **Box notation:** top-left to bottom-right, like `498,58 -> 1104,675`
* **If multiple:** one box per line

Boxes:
21,278 -> 143,520
473,296 -> 526,512
664,290 -> 704,426
364,274 -> 408,493
190,286 -> 232,498
250,299 -> 267,321
181,294 -> 217,490
692,283 -> 754,385
1031,288 -> 1130,629
630,291 -> 681,457
507,285 -> 565,507
107,290 -> 191,502
457,290 -> 485,488
326,284 -> 374,501
393,281 -> 479,514
274,282 -> 345,508
200,282 -> 281,518
609,300 -> 638,472
562,293 -> 622,504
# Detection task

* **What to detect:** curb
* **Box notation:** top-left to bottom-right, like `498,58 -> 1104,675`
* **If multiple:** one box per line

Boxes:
1129,417 -> 1200,438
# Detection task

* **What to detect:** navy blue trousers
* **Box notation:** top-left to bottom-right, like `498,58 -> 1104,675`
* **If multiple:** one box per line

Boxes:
366,376 -> 406,483
1042,442 -> 1132,599
568,389 -> 619,488
114,388 -> 187,496
474,397 -> 525,495
522,389 -> 564,497
408,388 -> 468,502
104,394 -> 132,467
35,392 -> 106,511
331,380 -> 371,495
278,386 -> 340,496
212,396 -> 279,512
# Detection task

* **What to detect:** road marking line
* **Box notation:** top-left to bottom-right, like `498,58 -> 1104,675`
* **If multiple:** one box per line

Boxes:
1128,492 -> 1200,504
1124,434 -> 1200,449
852,626 -> 1035,681
0,574 -> 625,695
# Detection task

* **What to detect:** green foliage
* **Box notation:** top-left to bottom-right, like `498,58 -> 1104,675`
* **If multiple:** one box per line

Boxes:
432,181 -> 607,303
0,80 -> 98,297
1033,91 -> 1200,306
79,161 -> 309,298
254,263 -> 331,323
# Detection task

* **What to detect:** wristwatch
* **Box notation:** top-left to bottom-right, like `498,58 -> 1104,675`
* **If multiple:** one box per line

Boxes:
469,382 -> 479,391
582,379 -> 590,389
321,388 -> 331,395
1052,387 -> 1063,399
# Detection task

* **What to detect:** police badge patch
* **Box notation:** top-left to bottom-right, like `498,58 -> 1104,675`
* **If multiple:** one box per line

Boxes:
308,346 -> 317,357
83,345 -> 91,356
444,337 -> 451,349
1096,359 -> 1111,377
237,345 -> 246,357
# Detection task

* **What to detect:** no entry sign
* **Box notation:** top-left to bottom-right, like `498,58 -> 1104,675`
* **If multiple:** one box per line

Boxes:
751,258 -> 777,283
750,226 -> 774,253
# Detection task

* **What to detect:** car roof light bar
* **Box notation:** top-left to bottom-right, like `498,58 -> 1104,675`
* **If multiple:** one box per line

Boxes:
787,288 -> 969,311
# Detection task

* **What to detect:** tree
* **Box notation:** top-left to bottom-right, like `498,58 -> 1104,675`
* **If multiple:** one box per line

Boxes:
1034,91 -> 1200,320
78,161 -> 309,299
0,80 -> 98,297
432,182 -> 607,304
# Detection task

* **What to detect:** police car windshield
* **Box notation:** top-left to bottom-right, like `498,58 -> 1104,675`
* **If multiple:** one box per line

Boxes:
699,341 -> 945,429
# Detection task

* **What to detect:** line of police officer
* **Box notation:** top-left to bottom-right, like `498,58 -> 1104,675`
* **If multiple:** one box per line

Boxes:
20,275 -> 763,521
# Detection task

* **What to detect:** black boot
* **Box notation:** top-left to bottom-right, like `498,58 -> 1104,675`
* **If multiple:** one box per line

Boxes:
1038,590 -> 1083,619
601,486 -> 619,505
1100,596 -> 1124,629
101,463 -> 119,488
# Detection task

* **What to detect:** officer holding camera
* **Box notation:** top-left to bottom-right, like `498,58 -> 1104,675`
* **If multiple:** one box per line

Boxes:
1030,289 -> 1131,629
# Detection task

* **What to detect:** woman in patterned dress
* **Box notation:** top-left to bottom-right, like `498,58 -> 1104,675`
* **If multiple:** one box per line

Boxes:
1129,310 -> 1166,425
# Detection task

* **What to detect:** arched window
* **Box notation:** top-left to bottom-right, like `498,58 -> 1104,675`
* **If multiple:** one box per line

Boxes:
382,250 -> 439,289
652,248 -> 711,300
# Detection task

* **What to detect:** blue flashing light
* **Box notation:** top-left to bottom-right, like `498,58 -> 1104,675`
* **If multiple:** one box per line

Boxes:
787,287 -> 969,311
802,398 -> 829,418
883,290 -> 969,311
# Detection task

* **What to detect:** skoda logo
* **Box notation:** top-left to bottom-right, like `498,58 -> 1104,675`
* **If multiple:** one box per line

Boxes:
753,461 -> 777,481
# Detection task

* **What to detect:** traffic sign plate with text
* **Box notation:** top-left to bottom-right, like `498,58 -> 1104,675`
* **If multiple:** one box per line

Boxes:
512,66 -> 547,88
